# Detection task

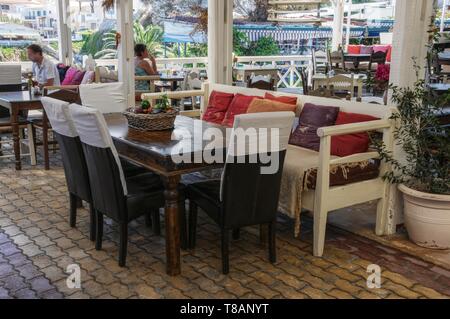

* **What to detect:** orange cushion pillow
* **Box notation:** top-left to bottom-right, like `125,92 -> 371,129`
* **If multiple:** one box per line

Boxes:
347,45 -> 361,54
247,99 -> 297,114
264,93 -> 298,106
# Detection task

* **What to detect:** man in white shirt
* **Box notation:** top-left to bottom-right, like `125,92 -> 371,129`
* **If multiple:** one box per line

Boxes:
27,44 -> 61,87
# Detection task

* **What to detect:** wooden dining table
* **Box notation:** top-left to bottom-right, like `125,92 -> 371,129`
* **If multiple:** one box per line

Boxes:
0,91 -> 45,171
344,54 -> 371,70
106,114 -> 225,276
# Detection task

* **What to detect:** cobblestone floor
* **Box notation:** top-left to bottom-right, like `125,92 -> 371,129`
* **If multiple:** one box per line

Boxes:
0,153 -> 449,299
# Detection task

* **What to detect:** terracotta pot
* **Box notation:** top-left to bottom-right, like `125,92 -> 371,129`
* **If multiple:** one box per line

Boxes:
399,184 -> 450,250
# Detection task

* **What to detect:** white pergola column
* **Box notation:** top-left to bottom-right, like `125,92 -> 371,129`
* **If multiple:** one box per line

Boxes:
441,0 -> 448,32
345,0 -> 352,48
207,0 -> 233,85
331,0 -> 345,51
56,0 -> 72,65
117,0 -> 135,107
386,0 -> 436,234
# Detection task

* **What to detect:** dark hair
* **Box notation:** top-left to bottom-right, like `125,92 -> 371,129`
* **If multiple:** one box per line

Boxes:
27,44 -> 43,55
134,43 -> 147,57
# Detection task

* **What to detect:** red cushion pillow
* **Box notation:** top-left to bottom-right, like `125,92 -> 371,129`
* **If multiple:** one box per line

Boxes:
222,94 -> 262,127
347,45 -> 361,54
61,67 -> 78,85
202,90 -> 235,124
70,70 -> 86,85
331,111 -> 379,157
264,93 -> 298,106
386,46 -> 392,62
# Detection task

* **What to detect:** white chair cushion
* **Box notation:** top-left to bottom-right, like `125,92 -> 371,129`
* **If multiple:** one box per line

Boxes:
79,82 -> 127,114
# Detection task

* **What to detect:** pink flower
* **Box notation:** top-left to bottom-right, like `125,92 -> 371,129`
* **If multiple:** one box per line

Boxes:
375,64 -> 390,82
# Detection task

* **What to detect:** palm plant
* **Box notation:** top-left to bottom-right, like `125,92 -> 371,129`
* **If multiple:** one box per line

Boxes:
95,22 -> 164,59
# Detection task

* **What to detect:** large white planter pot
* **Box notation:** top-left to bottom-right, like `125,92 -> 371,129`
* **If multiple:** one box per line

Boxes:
399,184 -> 450,250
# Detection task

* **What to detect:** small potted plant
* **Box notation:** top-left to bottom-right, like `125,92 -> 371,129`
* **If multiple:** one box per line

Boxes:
123,94 -> 178,131
375,66 -> 450,249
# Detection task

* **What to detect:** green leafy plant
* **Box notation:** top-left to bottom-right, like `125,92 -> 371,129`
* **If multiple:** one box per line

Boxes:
374,63 -> 450,195
154,94 -> 171,113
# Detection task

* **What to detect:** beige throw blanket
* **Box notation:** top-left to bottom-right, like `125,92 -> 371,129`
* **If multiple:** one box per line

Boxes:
278,145 -> 370,237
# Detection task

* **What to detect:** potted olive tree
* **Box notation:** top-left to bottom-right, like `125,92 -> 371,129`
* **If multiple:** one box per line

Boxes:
376,66 -> 450,249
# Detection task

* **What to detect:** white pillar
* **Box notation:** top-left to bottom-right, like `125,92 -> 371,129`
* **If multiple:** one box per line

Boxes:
331,0 -> 345,51
208,0 -> 233,85
56,0 -> 72,65
345,0 -> 352,48
117,0 -> 135,107
441,0 -> 448,32
386,0 -> 435,234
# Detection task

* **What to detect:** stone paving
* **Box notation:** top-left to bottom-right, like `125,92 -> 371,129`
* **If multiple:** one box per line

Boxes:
0,152 -> 449,299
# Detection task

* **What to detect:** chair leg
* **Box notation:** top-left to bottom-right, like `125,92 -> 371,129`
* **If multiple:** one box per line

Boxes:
69,193 -> 77,228
268,221 -> 277,264
27,124 -> 37,166
118,222 -> 128,267
89,203 -> 96,242
151,208 -> 161,235
179,199 -> 187,250
232,229 -> 240,240
145,213 -> 152,227
221,229 -> 230,275
313,207 -> 328,257
95,211 -> 103,251
188,201 -> 198,249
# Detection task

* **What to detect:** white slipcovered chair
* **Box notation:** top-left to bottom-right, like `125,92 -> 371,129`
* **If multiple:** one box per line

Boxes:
79,82 -> 127,114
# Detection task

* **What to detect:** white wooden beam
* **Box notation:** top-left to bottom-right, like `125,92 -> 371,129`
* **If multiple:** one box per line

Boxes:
208,0 -> 233,84
441,0 -> 448,32
56,0 -> 72,65
331,0 -> 345,51
345,0 -> 352,48
387,0 -> 436,233
117,0 -> 135,107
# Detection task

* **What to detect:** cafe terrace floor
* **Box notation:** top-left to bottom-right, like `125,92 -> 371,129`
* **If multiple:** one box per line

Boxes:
0,150 -> 449,299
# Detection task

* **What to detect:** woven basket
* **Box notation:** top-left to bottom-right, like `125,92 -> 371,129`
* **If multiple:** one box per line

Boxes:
123,108 -> 178,131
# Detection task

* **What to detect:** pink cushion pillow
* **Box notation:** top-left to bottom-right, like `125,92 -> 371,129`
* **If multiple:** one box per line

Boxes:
360,46 -> 374,55
70,70 -> 86,85
373,45 -> 389,53
81,71 -> 94,84
61,67 -> 78,85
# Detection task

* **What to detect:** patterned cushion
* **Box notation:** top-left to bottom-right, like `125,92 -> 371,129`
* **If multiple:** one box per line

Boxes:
289,103 -> 340,151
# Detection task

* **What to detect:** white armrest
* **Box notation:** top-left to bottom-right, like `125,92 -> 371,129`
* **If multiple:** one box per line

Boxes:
142,90 -> 205,101
317,119 -> 390,137
329,152 -> 380,165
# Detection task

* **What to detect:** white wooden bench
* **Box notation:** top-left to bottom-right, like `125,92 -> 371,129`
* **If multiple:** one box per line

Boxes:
142,83 -> 396,257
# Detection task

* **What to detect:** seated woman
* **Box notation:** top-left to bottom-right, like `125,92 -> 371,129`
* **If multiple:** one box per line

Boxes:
134,43 -> 158,99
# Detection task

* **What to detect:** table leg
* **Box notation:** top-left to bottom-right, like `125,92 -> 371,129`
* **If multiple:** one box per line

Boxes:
11,106 -> 21,171
42,111 -> 50,170
162,175 -> 181,276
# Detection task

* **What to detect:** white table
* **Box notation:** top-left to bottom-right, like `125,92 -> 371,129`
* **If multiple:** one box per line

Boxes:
233,66 -> 279,82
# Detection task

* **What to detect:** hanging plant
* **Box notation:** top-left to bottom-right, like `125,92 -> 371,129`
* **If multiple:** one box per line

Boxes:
102,0 -> 114,11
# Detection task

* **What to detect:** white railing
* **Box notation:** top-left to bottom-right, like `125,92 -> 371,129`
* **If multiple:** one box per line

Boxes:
1,55 -> 311,89
235,55 -> 311,88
